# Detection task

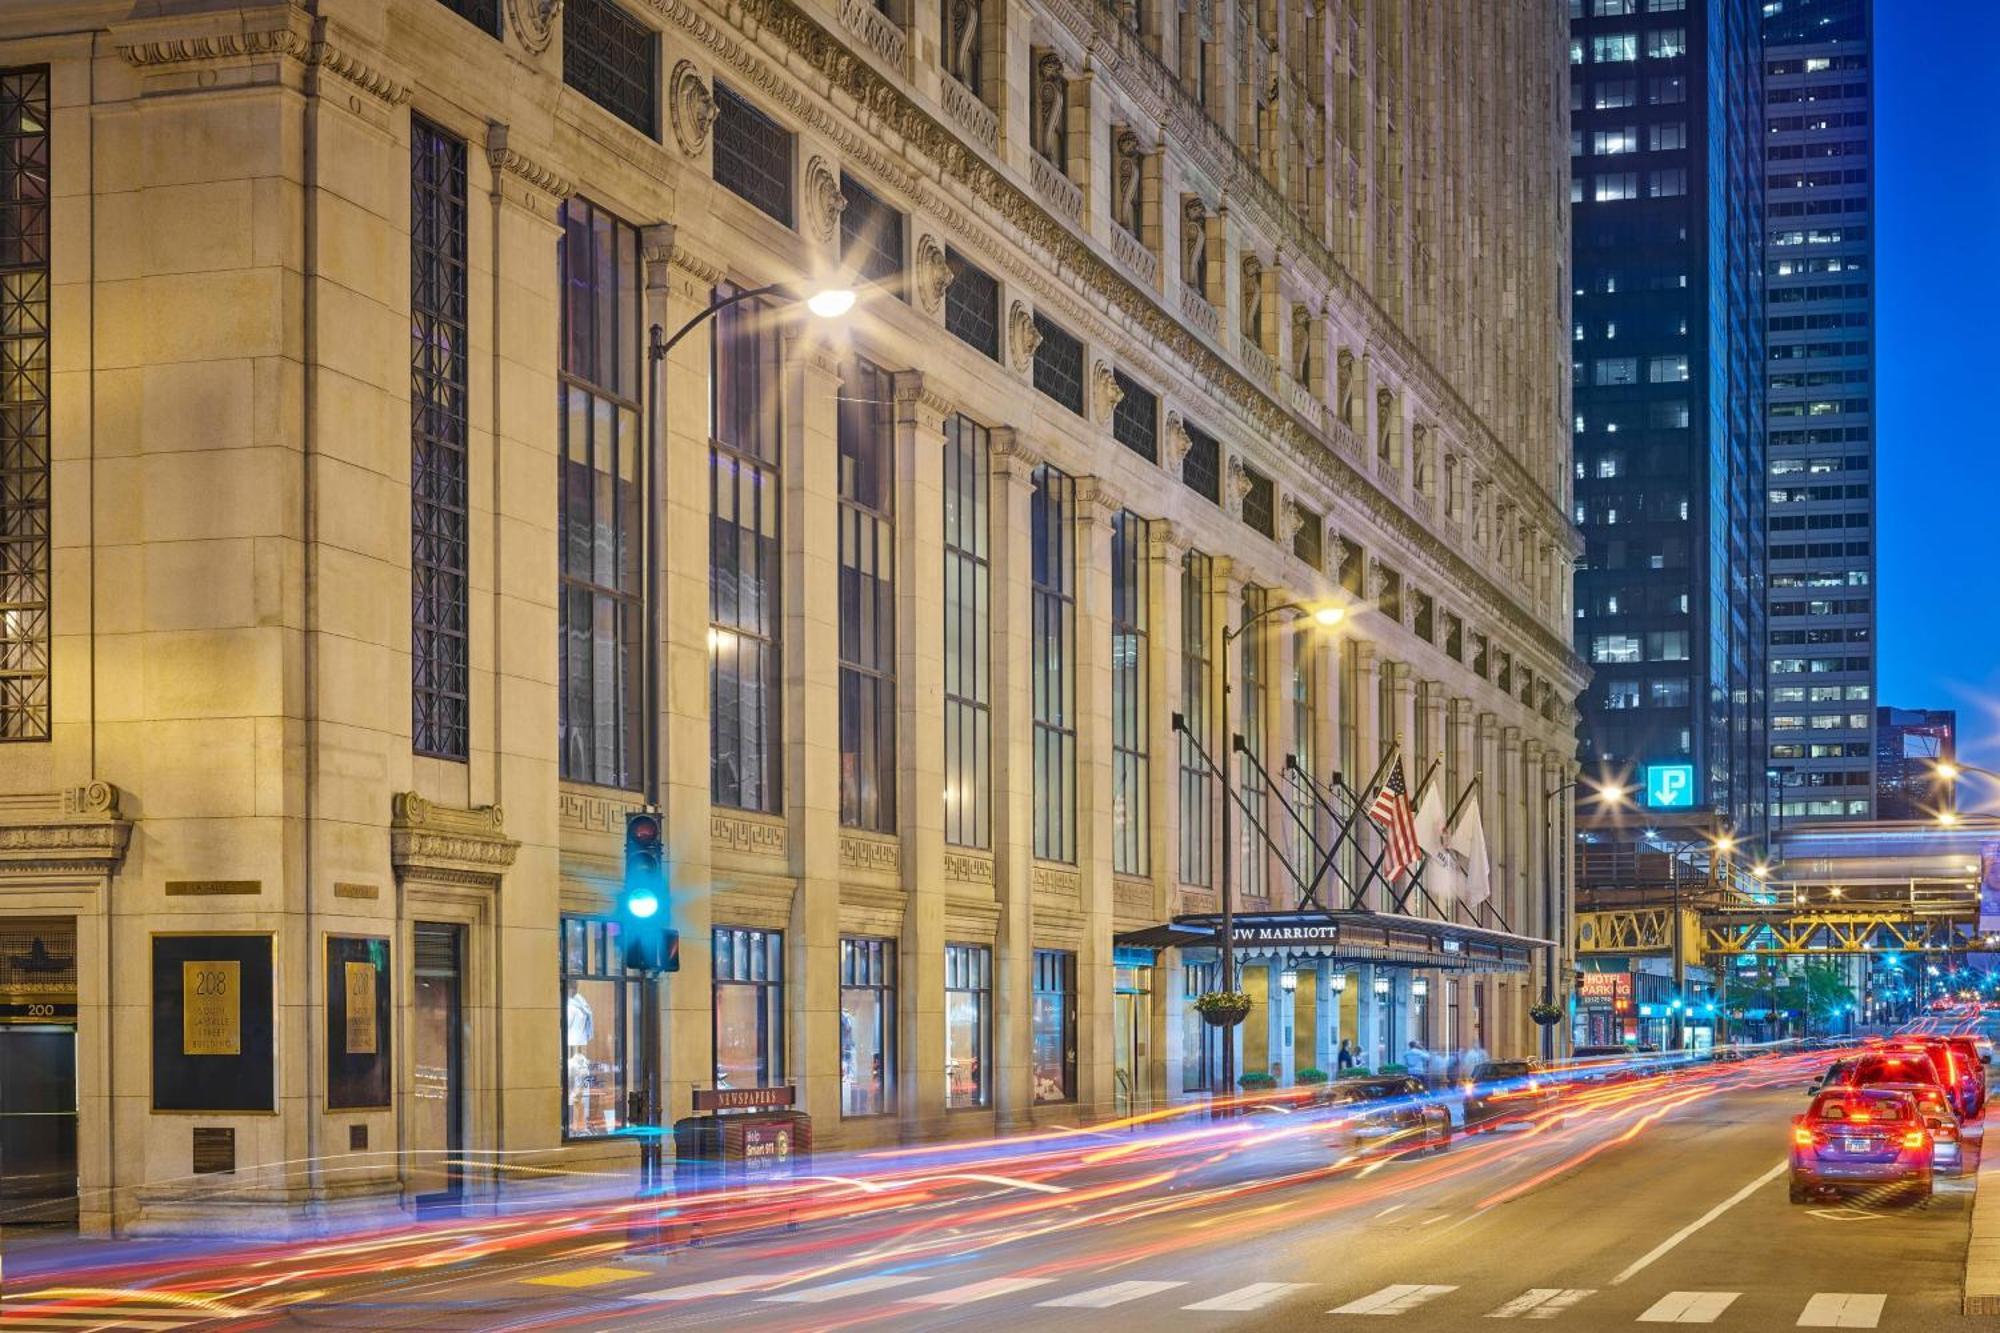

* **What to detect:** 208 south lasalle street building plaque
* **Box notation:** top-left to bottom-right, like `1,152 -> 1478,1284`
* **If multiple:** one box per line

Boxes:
181,960 -> 241,1056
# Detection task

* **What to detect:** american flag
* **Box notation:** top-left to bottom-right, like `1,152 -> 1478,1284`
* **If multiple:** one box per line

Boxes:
1366,756 -> 1422,881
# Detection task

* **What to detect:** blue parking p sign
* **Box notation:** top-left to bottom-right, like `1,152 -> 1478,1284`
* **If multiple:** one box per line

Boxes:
1646,763 -> 1696,809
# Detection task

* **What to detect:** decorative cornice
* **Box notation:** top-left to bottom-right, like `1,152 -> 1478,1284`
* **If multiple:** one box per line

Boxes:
115,11 -> 412,107
391,792 -> 519,889
486,122 -> 575,201
0,784 -> 131,877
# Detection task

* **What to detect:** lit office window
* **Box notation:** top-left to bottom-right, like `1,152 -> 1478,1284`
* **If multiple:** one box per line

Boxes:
1111,512 -> 1150,876
838,357 -> 897,832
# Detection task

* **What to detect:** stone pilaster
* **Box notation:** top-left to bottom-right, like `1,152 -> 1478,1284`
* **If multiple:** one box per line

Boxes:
1072,477 -> 1119,1117
988,428 -> 1040,1130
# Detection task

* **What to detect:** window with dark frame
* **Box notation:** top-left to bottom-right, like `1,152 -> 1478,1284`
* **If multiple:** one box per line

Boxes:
945,943 -> 992,1108
1182,422 -> 1221,503
1338,537 -> 1364,595
1031,949 -> 1078,1103
839,937 -> 895,1116
840,173 -> 904,291
1239,585 -> 1269,899
410,118 -> 470,762
712,927 -> 785,1089
1241,465 -> 1275,538
1292,502 -> 1324,570
1109,512 -> 1151,876
1111,370 -> 1157,461
943,249 -> 1000,359
838,357 -> 897,833
1179,551 -> 1214,886
433,0 -> 500,35
562,0 -> 657,137
1290,622 -> 1317,884
1031,312 -> 1085,415
1031,466 -> 1077,864
943,415 -> 992,849
712,83 -> 794,227
557,199 -> 645,790
0,67 -> 48,742
711,282 -> 784,812
560,917 -> 639,1137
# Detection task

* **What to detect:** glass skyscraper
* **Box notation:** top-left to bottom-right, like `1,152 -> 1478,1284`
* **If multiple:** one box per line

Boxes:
1760,0 -> 1876,823
1568,0 -> 1768,848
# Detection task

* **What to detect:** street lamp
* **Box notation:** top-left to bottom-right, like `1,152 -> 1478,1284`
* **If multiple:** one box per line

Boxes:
1214,600 -> 1345,1104
1645,827 -> 1737,1052
1541,779 -> 1626,1059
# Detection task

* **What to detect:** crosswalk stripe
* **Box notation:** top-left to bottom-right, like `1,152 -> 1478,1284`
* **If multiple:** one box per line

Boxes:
626,1273 -> 797,1302
1037,1280 -> 1188,1308
904,1277 -> 1056,1306
1486,1288 -> 1596,1319
1181,1282 -> 1315,1311
757,1275 -> 928,1304
523,1264 -> 651,1289
1797,1293 -> 1886,1328
1638,1291 -> 1741,1324
1330,1283 -> 1459,1315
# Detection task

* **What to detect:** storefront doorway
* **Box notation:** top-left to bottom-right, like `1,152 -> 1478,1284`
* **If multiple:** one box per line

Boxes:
0,917 -> 78,1225
1113,961 -> 1152,1115
410,922 -> 464,1209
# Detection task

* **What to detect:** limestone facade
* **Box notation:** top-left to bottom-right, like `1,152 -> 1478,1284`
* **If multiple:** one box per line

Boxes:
0,0 -> 1580,1231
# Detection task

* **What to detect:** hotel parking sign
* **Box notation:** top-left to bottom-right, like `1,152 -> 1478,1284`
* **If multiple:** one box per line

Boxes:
1645,763 -> 1696,810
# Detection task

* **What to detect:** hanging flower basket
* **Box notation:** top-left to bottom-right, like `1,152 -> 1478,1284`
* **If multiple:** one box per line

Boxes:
1528,1001 -> 1566,1027
1194,990 -> 1253,1027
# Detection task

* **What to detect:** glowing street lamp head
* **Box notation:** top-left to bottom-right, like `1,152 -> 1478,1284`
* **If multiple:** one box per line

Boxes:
1594,783 -> 1628,806
1713,834 -> 1737,854
1938,810 -> 1961,828
1752,863 -> 1769,880
1936,761 -> 1961,782
1311,605 -> 1346,627
805,287 -> 858,319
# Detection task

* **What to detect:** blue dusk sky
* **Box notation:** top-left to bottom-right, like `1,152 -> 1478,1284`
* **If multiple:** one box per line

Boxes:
1873,2 -> 2000,775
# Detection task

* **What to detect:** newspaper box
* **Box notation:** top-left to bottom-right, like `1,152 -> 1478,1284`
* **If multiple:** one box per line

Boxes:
673,1085 -> 812,1191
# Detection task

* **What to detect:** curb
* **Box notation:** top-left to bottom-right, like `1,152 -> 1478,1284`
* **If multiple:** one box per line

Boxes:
1965,1115 -> 2000,1316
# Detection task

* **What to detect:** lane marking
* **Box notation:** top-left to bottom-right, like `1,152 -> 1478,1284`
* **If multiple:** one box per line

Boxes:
521,1265 -> 651,1289
1329,1283 -> 1458,1315
1182,1282 -> 1315,1311
904,1277 -> 1056,1306
626,1273 -> 797,1302
1611,1161 -> 1787,1285
1637,1291 -> 1741,1324
1037,1280 -> 1187,1308
1485,1288 -> 1595,1319
1797,1293 -> 1885,1328
756,1275 -> 928,1304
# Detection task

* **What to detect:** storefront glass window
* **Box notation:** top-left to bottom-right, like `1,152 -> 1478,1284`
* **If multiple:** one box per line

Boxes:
713,927 -> 784,1090
1182,960 -> 1220,1091
561,917 -> 637,1137
1031,949 -> 1076,1103
840,937 -> 894,1116
945,943 -> 991,1108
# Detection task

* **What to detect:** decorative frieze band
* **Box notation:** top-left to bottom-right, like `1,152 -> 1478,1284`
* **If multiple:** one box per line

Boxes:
486,122 -> 576,201
840,833 -> 902,877
115,12 -> 413,107
944,850 -> 995,885
712,812 -> 788,860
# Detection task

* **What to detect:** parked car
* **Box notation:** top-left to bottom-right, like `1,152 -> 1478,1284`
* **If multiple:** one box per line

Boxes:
1942,1036 -> 1989,1113
1462,1060 -> 1559,1131
1319,1076 -> 1451,1155
1790,1087 -> 1932,1203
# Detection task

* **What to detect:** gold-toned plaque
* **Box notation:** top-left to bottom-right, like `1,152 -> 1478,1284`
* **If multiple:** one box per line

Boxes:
183,960 -> 241,1056
343,961 -> 377,1055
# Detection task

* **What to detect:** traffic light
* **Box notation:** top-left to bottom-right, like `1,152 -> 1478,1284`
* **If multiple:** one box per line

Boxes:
622,811 -> 678,972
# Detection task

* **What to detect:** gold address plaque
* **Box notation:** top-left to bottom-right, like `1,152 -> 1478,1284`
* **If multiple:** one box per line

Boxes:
182,960 -> 242,1055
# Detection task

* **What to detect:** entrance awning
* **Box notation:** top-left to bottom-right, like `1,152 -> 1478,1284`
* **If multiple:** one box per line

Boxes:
1134,908 -> 1548,973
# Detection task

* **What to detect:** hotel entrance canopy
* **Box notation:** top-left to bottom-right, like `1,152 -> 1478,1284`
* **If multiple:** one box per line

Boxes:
1115,909 -> 1548,973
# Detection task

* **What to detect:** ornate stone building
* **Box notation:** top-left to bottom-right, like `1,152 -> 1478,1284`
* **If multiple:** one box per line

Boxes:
0,0 -> 1578,1230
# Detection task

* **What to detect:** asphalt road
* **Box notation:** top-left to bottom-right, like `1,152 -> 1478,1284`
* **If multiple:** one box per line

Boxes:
1,1053 -> 1984,1331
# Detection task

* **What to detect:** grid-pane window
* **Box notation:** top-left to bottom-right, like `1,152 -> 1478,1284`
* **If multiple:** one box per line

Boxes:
1242,465 -> 1275,537
712,927 -> 785,1089
838,357 -> 896,832
562,0 -> 657,137
1032,949 -> 1077,1103
0,68 -> 48,742
1290,623 -> 1317,884
711,283 -> 784,811
1179,551 -> 1214,885
1183,423 -> 1221,503
558,200 -> 644,789
945,944 -> 992,1108
1111,370 -> 1157,461
1032,313 -> 1085,414
561,918 -> 640,1137
944,249 -> 1000,359
411,118 -> 469,761
434,0 -> 500,35
1293,503 -> 1324,570
943,415 -> 992,848
1111,512 -> 1150,876
840,174 -> 904,289
1239,587 -> 1269,898
1031,466 -> 1077,863
712,84 -> 793,226
839,938 -> 894,1116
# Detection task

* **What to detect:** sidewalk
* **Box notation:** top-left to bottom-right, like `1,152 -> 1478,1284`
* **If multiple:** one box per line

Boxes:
1964,1113 -> 2000,1314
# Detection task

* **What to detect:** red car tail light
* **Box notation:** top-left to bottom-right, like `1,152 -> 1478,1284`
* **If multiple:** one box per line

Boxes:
1793,1126 -> 1814,1147
1902,1130 -> 1928,1150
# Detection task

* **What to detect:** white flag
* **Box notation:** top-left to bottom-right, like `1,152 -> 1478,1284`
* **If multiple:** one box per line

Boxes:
1413,774 -> 1448,858
1446,793 -> 1492,908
